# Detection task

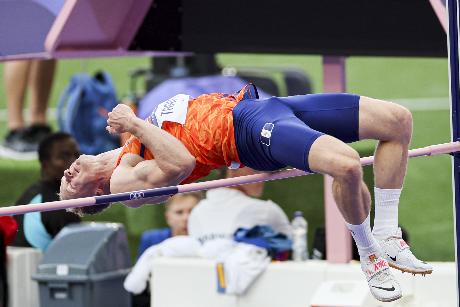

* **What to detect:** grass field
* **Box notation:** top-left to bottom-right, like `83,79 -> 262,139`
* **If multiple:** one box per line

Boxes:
0,54 -> 453,260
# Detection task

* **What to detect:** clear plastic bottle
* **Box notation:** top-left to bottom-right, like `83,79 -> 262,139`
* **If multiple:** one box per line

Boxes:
291,211 -> 308,261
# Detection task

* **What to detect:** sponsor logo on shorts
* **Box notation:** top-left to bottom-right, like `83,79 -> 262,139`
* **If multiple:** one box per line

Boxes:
260,123 -> 274,146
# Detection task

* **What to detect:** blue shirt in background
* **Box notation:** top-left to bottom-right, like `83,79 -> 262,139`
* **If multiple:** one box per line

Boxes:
138,228 -> 172,258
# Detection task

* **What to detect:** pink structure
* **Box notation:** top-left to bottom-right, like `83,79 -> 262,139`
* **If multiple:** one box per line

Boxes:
322,56 -> 352,263
429,0 -> 448,34
45,0 -> 151,54
0,0 -> 188,61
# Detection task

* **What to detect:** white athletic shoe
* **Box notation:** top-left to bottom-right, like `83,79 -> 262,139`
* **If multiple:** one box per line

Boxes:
361,252 -> 402,302
378,228 -> 433,275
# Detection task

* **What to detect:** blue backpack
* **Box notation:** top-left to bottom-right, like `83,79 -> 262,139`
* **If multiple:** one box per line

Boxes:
57,71 -> 120,155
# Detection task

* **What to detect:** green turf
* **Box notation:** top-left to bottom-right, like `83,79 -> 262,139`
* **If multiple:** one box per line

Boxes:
217,54 -> 449,98
400,110 -> 454,260
0,55 -> 453,260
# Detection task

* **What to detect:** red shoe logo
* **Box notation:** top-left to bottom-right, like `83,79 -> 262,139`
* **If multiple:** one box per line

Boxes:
374,259 -> 388,272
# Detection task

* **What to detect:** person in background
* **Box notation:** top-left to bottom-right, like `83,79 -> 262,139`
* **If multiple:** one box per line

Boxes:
137,192 -> 203,258
0,216 -> 17,307
12,132 -> 81,251
0,60 -> 56,159
133,192 -> 202,307
188,167 -> 292,244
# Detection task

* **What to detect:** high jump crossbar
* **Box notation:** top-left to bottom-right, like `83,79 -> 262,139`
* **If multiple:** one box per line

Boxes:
0,141 -> 459,216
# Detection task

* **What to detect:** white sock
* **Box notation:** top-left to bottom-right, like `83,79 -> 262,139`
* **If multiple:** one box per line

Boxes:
372,187 -> 401,239
345,214 -> 380,258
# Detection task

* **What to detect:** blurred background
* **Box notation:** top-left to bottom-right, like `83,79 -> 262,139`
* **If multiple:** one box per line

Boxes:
0,54 -> 451,261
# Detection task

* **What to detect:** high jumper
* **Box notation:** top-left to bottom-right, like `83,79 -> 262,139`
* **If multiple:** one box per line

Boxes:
53,83 -> 430,302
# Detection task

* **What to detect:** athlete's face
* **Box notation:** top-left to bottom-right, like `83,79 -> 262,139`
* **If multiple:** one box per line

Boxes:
165,195 -> 199,236
60,155 -> 105,199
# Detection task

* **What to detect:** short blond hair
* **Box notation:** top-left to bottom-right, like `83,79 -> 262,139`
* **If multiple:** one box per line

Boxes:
66,203 -> 112,217
60,181 -> 111,217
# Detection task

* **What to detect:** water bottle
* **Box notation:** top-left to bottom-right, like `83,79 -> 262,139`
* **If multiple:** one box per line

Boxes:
292,211 -> 308,261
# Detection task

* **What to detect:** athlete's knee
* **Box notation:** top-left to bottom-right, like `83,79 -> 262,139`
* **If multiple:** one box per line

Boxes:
337,158 -> 362,182
360,98 -> 412,142
330,150 -> 362,182
385,104 -> 412,143
393,105 -> 412,142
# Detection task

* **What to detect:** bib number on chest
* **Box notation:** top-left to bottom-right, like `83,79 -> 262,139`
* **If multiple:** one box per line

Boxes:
153,94 -> 190,128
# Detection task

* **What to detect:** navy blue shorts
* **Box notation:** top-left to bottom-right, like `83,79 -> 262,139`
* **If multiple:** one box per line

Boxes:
232,93 -> 360,172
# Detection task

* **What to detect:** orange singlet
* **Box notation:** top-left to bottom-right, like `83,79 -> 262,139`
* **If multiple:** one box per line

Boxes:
116,85 -> 254,184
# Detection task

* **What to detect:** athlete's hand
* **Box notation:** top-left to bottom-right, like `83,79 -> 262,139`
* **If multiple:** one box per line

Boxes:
107,104 -> 137,134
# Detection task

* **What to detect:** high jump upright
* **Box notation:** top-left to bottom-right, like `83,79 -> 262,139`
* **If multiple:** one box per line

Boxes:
447,0 -> 460,305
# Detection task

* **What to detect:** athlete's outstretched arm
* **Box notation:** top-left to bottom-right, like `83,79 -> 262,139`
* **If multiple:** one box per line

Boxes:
106,104 -> 195,201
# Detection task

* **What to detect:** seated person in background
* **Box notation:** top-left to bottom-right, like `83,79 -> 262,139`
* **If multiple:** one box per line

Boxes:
137,192 -> 202,257
12,132 -> 81,251
133,192 -> 201,307
188,167 -> 291,244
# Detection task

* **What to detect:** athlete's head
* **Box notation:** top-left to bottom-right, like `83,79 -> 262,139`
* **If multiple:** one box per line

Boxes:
60,154 -> 111,216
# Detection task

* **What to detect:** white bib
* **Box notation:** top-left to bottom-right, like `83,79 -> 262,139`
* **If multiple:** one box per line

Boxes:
153,94 -> 190,128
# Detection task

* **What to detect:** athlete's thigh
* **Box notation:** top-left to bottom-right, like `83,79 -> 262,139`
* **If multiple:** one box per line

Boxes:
358,96 -> 411,141
268,116 -> 324,172
308,134 -> 360,176
270,118 -> 359,176
234,95 -> 359,173
234,98 -> 324,172
275,93 -> 360,143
